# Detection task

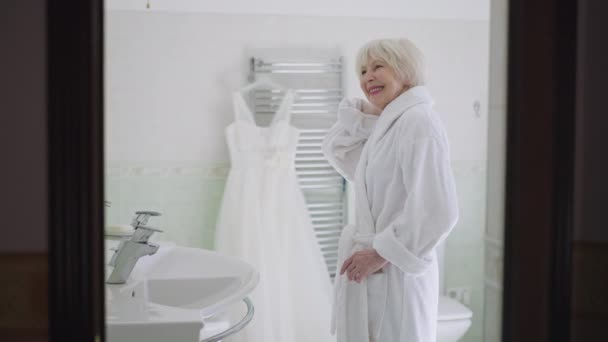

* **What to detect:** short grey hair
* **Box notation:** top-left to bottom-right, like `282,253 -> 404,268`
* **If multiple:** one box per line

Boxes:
355,38 -> 426,86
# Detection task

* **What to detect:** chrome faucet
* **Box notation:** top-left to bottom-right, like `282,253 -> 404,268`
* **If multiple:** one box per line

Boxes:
106,211 -> 163,284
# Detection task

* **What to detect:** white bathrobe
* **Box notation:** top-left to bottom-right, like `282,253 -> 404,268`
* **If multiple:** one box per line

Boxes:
322,86 -> 459,342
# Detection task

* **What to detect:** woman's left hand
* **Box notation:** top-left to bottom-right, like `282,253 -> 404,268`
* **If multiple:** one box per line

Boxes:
340,249 -> 388,283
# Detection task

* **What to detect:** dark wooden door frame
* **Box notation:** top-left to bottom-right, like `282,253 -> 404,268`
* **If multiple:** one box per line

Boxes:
48,0 -> 105,341
46,0 -> 577,341
502,0 -> 577,341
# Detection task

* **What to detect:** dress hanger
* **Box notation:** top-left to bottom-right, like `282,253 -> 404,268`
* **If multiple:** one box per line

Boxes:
238,76 -> 298,126
239,75 -> 299,102
240,75 -> 286,94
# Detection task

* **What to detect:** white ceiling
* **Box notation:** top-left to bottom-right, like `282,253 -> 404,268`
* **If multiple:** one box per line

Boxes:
106,0 -> 490,21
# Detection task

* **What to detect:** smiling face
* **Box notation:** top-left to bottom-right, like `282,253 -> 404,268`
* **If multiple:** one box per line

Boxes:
359,58 -> 410,110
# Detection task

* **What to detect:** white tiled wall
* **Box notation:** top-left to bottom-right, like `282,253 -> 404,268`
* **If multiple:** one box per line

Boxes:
444,160 -> 487,342
104,162 -> 228,249
105,11 -> 489,163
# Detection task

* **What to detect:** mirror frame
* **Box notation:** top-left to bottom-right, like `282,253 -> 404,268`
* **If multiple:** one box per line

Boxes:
47,0 -> 577,340
48,0 -> 105,340
503,0 -> 577,340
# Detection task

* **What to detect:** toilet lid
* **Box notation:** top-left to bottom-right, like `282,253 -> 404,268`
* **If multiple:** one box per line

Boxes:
438,296 -> 473,321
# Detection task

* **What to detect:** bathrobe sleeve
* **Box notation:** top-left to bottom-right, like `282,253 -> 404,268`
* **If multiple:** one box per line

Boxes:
372,135 -> 459,276
322,98 -> 378,182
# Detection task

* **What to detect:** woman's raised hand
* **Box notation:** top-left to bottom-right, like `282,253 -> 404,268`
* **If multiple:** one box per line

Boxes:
340,248 -> 388,283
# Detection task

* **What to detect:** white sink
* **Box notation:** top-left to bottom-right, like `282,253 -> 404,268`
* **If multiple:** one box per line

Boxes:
144,277 -> 240,310
106,244 -> 259,342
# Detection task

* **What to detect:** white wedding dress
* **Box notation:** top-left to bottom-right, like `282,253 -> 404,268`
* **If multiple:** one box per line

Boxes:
214,89 -> 335,342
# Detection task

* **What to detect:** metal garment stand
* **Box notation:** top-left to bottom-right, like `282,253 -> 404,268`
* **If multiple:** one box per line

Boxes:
248,56 -> 347,278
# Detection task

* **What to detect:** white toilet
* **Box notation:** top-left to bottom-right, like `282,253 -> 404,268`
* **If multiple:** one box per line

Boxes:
437,295 -> 473,341
436,241 -> 473,342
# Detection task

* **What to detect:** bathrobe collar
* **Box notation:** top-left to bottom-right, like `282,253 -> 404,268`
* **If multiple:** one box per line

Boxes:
355,85 -> 434,234
372,85 -> 434,143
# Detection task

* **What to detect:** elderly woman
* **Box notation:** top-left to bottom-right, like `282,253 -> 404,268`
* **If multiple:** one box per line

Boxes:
322,38 -> 459,342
